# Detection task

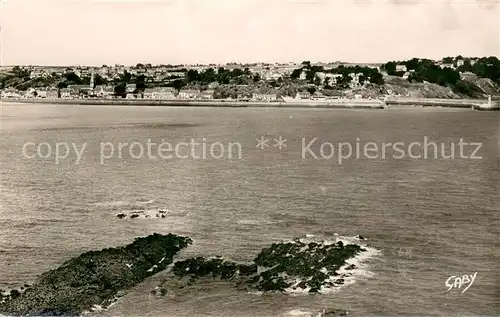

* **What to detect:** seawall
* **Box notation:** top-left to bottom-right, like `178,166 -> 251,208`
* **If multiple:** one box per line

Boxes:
384,97 -> 499,111
0,98 -> 384,109
2,97 -> 499,110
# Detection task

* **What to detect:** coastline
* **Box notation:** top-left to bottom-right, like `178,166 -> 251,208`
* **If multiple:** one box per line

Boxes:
1,97 -> 498,110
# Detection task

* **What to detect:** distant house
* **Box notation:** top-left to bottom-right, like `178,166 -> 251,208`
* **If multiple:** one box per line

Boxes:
456,59 -> 465,67
47,87 -> 59,99
237,93 -> 252,101
295,91 -> 311,99
35,88 -> 48,98
153,87 -> 176,100
328,74 -> 343,86
312,92 -> 327,100
178,89 -> 201,99
440,63 -> 454,69
143,88 -> 155,99
94,85 -> 114,98
396,64 -> 407,72
24,88 -> 37,98
350,73 -> 364,87
126,84 -> 136,93
142,87 -> 176,100
60,88 -> 79,99
252,93 -> 277,102
201,89 -> 215,100
126,93 -> 136,99
1,88 -> 22,98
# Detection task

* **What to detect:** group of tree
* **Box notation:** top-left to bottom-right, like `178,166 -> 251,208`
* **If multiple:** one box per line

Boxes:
382,58 -> 461,86
381,57 -> 499,96
291,61 -> 385,86
383,56 -> 500,85
184,67 -> 253,85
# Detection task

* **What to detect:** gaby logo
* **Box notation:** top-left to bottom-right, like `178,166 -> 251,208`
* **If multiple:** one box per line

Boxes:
445,272 -> 478,294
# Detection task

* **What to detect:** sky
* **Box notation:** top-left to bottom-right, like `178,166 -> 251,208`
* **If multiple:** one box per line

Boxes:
0,0 -> 498,66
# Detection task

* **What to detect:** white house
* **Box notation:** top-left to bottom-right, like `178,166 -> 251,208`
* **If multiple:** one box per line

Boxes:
1,88 -> 22,98
35,88 -> 48,98
144,87 -> 177,100
47,87 -> 59,99
396,64 -> 407,72
252,93 -> 277,102
201,89 -> 215,99
94,85 -> 115,98
178,89 -> 201,99
295,91 -> 311,99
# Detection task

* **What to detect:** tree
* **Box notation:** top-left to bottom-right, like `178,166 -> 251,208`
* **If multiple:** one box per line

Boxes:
290,68 -> 302,79
114,83 -> 126,97
442,57 -> 454,64
382,61 -> 397,75
302,61 -> 311,68
369,70 -> 384,85
57,82 -> 68,89
65,72 -> 83,84
186,69 -> 199,82
135,75 -> 146,91
313,75 -> 322,86
253,73 -> 261,82
172,79 -> 185,90
306,86 -> 316,94
94,74 -> 107,86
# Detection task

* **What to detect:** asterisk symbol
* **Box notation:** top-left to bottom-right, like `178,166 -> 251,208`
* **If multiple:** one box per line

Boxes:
256,136 -> 269,150
273,136 -> 287,150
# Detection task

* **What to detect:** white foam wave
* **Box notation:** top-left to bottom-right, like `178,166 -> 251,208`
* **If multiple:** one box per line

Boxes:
283,309 -> 323,317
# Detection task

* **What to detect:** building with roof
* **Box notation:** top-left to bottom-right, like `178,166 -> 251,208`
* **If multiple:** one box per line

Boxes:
178,89 -> 201,99
201,89 -> 215,99
252,93 -> 278,102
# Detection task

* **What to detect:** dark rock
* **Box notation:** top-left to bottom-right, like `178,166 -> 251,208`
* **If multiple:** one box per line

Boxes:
345,264 -> 356,270
0,233 -> 192,316
130,214 -> 140,219
356,235 -> 366,240
334,278 -> 345,285
116,213 -> 126,219
324,309 -> 349,316
167,237 -> 364,294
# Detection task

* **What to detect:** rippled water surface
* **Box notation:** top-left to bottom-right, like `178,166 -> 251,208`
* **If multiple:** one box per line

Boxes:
0,103 -> 498,316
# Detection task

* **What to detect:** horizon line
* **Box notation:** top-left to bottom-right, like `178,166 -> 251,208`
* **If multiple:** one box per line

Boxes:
1,55 -> 493,68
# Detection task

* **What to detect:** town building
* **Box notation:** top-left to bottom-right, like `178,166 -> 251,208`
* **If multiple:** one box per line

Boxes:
94,85 -> 115,98
312,92 -> 327,100
47,87 -> 59,99
295,91 -> 311,99
201,89 -> 215,99
178,89 -> 201,99
35,88 -> 48,98
126,84 -> 137,93
1,88 -> 22,98
60,88 -> 80,99
143,87 -> 177,99
153,87 -> 176,99
252,93 -> 278,102
237,93 -> 252,101
396,64 -> 407,72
